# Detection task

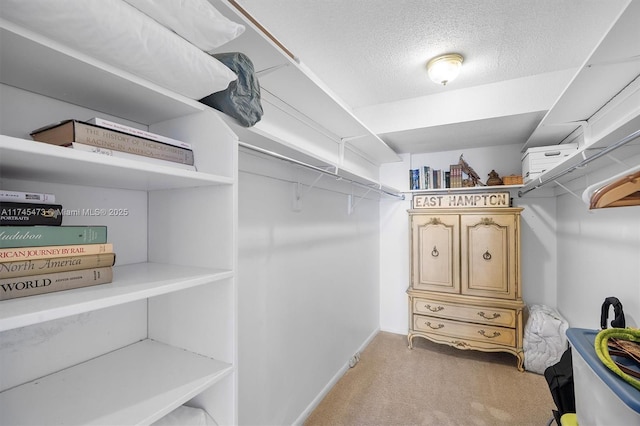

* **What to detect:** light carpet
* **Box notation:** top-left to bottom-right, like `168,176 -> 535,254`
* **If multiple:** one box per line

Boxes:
305,331 -> 555,426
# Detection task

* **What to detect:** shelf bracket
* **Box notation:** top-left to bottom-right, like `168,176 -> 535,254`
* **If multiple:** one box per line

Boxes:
338,139 -> 345,167
554,180 -> 582,203
347,185 -> 374,215
292,171 -> 327,212
255,63 -> 290,78
605,152 -> 630,168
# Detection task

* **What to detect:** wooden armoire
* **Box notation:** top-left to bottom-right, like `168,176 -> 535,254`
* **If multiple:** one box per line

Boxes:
407,196 -> 525,371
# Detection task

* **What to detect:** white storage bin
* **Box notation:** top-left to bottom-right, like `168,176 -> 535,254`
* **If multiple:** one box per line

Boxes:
522,144 -> 578,182
566,328 -> 640,426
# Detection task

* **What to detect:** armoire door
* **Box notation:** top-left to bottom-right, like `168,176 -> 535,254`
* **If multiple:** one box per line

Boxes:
460,214 -> 517,299
410,214 -> 460,293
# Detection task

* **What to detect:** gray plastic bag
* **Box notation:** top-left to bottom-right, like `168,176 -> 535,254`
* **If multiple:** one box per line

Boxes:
200,52 -> 263,127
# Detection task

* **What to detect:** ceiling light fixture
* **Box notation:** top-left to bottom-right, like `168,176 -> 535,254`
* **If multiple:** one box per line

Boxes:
427,53 -> 464,85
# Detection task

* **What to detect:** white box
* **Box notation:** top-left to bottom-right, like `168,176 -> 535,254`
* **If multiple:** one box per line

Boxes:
567,328 -> 640,426
522,144 -> 578,182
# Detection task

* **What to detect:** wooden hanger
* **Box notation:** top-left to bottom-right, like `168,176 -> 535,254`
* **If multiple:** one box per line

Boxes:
589,169 -> 640,209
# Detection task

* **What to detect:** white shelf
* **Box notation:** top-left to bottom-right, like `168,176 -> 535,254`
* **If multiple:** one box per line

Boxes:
523,1 -> 640,150
208,0 -> 400,169
519,113 -> 640,195
0,262 -> 233,332
0,339 -> 233,425
408,185 -> 524,194
0,136 -> 233,191
0,20 -> 204,125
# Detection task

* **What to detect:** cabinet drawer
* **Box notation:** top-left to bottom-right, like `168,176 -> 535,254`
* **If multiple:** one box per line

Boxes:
413,315 -> 516,347
412,297 -> 516,328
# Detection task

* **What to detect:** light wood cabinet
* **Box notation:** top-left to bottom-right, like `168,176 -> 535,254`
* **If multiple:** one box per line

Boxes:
407,207 -> 525,371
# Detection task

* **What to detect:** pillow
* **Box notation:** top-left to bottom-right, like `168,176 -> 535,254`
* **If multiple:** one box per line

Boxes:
123,0 -> 245,52
0,0 -> 237,99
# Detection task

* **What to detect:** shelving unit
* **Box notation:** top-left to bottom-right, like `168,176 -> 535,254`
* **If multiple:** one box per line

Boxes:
0,16 -> 237,426
520,1 -> 640,196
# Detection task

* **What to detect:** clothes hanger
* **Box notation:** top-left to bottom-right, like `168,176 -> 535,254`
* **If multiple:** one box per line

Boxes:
584,166 -> 640,209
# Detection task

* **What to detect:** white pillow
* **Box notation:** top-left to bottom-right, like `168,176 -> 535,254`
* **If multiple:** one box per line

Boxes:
124,0 -> 245,53
0,0 -> 237,98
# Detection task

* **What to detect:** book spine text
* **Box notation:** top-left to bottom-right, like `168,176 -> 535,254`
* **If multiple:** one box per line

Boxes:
87,117 -> 192,149
0,243 -> 114,261
0,266 -> 113,300
0,190 -> 56,204
0,226 -> 107,249
0,252 -> 116,279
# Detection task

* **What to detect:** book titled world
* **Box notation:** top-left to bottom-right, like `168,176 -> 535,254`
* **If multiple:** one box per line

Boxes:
0,226 -> 107,249
0,266 -> 113,300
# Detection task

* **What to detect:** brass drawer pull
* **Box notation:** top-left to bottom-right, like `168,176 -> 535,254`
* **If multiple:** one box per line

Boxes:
431,246 -> 439,257
478,330 -> 501,339
425,322 -> 444,330
483,250 -> 492,260
425,304 -> 444,312
477,311 -> 501,320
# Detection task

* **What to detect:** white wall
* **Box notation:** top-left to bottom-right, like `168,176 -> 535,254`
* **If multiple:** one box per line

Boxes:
379,144 -> 559,334
556,194 -> 640,329
237,151 -> 381,425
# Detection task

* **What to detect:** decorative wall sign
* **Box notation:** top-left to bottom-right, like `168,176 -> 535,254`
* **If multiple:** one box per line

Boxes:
412,192 -> 511,209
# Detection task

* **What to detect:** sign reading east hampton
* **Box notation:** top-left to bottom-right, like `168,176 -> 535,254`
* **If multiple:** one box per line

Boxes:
413,192 -> 511,209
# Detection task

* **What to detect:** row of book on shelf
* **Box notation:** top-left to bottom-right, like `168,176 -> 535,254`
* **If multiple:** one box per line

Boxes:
410,164 -> 465,190
29,117 -> 196,171
0,189 -> 115,301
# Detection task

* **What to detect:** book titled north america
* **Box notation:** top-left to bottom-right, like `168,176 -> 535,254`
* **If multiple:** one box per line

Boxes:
0,252 -> 116,279
0,226 -> 107,249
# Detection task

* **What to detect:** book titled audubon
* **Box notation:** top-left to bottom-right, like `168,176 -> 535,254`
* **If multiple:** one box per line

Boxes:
0,226 -> 107,249
0,266 -> 113,300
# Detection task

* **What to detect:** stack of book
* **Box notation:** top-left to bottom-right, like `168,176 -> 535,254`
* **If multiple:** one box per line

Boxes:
409,164 -> 466,190
0,190 -> 115,301
29,117 -> 195,171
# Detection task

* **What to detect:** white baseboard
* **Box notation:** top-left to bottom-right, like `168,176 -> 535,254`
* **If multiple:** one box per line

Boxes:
379,326 -> 408,336
292,327 -> 380,426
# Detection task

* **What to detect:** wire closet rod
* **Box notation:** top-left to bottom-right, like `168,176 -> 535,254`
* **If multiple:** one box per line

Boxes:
238,141 -> 405,200
518,128 -> 640,197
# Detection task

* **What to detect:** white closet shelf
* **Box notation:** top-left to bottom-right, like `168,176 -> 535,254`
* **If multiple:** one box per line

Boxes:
209,0 -> 400,168
0,21 -> 205,126
0,338 -> 233,425
519,114 -> 640,196
0,136 -> 233,191
0,262 -> 234,332
523,1 -> 640,150
407,185 -> 524,195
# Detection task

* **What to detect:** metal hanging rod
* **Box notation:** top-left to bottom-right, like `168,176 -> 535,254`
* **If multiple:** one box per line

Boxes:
238,141 -> 405,200
518,128 -> 640,197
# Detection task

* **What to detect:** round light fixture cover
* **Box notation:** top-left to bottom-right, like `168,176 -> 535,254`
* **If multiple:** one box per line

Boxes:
427,53 -> 464,85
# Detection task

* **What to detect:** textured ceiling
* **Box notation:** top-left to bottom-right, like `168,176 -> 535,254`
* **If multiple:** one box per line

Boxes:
235,0 -> 631,154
